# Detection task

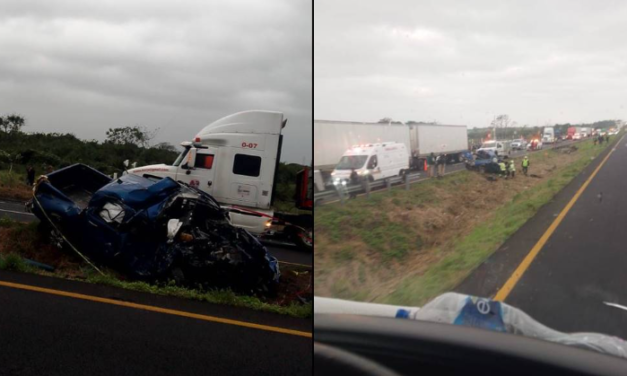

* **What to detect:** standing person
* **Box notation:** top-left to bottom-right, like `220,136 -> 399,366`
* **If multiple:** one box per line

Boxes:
349,168 -> 360,199
427,152 -> 435,178
26,166 -> 35,186
508,159 -> 516,179
437,153 -> 446,178
521,156 -> 530,176
498,159 -> 507,178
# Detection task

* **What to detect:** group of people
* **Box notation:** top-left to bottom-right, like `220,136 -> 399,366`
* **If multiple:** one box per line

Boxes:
497,155 -> 530,178
426,152 -> 447,178
491,153 -> 530,179
594,133 -> 610,146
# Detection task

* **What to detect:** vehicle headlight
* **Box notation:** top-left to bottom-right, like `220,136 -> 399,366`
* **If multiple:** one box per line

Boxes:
360,170 -> 369,175
333,179 -> 339,185
341,180 -> 347,186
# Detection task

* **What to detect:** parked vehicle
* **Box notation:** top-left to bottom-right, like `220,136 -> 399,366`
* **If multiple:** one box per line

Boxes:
573,133 -> 581,140
465,150 -> 500,174
129,110 -> 285,236
407,123 -> 469,167
567,127 -> 576,140
527,139 -> 543,150
314,120 -> 469,171
542,126 -> 555,144
261,167 -> 313,251
511,139 -> 527,150
477,140 -> 512,155
28,164 -> 280,292
331,142 -> 409,184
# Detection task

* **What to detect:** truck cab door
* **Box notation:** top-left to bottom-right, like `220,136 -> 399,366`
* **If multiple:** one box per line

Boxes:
175,147 -> 218,194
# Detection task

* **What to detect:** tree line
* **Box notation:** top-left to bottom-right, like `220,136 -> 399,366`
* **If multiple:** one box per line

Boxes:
0,114 -> 304,206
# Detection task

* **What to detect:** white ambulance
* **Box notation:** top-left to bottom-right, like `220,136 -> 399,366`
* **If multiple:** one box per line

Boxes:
330,142 -> 409,185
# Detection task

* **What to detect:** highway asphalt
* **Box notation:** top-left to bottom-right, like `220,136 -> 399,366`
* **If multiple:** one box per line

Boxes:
457,135 -> 627,338
0,270 -> 311,375
0,199 -> 311,267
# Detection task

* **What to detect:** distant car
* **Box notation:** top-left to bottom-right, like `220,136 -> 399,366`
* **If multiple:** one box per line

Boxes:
511,139 -> 527,150
573,133 -> 581,140
526,140 -> 543,150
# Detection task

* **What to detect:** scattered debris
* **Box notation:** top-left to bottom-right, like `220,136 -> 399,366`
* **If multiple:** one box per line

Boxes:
560,145 -> 578,154
28,164 -> 280,293
23,258 -> 55,272
598,192 -> 603,203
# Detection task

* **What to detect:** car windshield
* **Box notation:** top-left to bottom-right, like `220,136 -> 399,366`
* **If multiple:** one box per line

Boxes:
314,0 -> 627,362
335,155 -> 368,170
172,147 -> 189,167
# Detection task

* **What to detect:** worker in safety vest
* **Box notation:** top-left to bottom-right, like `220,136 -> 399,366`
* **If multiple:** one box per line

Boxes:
521,156 -> 530,176
508,159 -> 516,179
498,159 -> 507,177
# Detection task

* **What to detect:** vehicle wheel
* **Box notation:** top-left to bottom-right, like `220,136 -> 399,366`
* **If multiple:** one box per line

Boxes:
292,227 -> 313,252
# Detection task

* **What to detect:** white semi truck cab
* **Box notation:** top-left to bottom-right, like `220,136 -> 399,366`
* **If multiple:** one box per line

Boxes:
128,110 -> 286,234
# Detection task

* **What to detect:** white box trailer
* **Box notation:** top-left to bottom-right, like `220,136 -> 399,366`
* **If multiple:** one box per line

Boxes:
408,123 -> 468,162
314,120 -> 469,170
314,120 -> 411,170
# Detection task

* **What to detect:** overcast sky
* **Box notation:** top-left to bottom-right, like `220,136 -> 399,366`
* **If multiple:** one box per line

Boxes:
315,0 -> 627,128
0,0 -> 311,164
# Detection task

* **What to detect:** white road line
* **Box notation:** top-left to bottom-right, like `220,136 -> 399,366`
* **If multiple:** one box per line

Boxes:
603,302 -> 627,312
0,209 -> 34,216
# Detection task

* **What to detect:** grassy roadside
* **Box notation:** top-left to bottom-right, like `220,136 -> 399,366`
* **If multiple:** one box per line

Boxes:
0,218 -> 312,319
0,170 -> 31,201
315,137 -> 616,306
384,139 -> 611,305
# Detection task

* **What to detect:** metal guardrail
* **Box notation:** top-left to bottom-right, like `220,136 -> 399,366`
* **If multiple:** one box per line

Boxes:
314,163 -> 467,205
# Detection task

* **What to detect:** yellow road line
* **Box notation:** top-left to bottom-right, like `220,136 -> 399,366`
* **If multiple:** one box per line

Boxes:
279,261 -> 311,268
494,135 -> 624,301
0,280 -> 312,338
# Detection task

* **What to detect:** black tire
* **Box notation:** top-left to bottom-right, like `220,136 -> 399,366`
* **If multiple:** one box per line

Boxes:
292,227 -> 313,252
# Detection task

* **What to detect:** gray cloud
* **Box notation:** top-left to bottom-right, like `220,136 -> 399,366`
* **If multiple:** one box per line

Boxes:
0,0 -> 311,164
315,0 -> 627,127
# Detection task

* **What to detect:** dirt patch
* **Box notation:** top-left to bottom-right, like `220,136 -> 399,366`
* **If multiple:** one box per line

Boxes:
0,186 -> 31,201
315,141 -> 600,302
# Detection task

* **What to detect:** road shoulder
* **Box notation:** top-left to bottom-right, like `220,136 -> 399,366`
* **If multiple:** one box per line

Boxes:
455,139 -> 620,298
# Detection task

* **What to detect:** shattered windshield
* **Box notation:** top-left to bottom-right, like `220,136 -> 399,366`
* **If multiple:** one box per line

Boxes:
314,0 -> 627,363
335,155 -> 368,170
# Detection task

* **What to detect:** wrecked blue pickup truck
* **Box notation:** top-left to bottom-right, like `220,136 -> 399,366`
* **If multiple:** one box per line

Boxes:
27,164 -> 280,292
